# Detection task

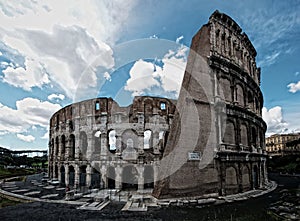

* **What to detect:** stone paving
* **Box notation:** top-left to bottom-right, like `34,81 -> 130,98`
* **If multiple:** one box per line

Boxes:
0,173 -> 278,213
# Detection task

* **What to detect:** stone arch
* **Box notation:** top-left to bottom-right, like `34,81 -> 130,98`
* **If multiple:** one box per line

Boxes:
247,90 -> 254,110
240,123 -> 248,147
108,130 -> 116,153
60,165 -> 65,186
51,138 -> 54,160
122,165 -> 138,190
252,165 -> 259,189
55,136 -> 59,159
251,126 -> 257,148
225,166 -> 238,194
144,166 -> 154,189
91,168 -> 101,188
107,166 -> 115,189
68,165 -> 75,187
79,131 -> 88,157
93,130 -> 101,155
79,165 -> 87,187
241,165 -> 251,191
220,77 -> 232,102
236,83 -> 245,106
144,130 -> 152,149
223,120 -> 236,145
69,134 -> 75,160
54,164 -> 58,178
61,135 -> 66,159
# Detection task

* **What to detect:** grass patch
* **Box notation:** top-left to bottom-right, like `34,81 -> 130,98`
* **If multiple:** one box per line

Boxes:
0,197 -> 20,208
0,167 -> 36,179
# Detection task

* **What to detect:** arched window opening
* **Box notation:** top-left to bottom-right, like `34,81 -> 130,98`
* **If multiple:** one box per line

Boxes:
251,127 -> 257,148
94,131 -> 101,154
55,137 -> 59,159
68,166 -> 75,186
61,135 -> 66,158
69,134 -> 75,160
108,130 -> 116,153
79,132 -> 88,157
95,101 -> 100,111
223,121 -> 236,145
144,130 -> 152,149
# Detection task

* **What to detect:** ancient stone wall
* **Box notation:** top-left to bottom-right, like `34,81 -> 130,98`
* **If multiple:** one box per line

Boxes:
48,96 -> 176,191
152,10 -> 267,198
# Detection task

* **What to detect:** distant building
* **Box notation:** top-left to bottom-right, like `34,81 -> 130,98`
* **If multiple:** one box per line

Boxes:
266,133 -> 300,156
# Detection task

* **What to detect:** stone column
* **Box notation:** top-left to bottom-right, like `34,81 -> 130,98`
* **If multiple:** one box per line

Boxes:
86,132 -> 93,160
116,135 -> 122,154
115,165 -> 122,190
75,164 -> 80,189
137,165 -> 144,192
100,133 -> 107,157
53,162 -> 57,178
100,165 -> 107,189
65,165 -> 69,186
138,136 -> 144,155
57,163 -> 61,182
86,164 -> 92,187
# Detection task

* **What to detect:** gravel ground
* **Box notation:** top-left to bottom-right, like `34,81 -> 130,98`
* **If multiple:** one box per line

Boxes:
0,173 -> 299,221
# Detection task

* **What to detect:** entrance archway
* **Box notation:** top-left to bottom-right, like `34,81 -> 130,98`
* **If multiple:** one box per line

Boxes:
107,167 -> 115,189
69,166 -> 75,186
60,165 -> 65,186
79,165 -> 87,186
253,165 -> 259,189
144,166 -> 154,189
122,166 -> 138,190
91,168 -> 101,188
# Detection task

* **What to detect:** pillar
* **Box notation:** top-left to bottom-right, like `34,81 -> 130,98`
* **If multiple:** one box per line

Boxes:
75,164 -> 80,189
137,165 -> 144,192
86,164 -> 92,187
65,165 -> 69,186
115,165 -> 122,190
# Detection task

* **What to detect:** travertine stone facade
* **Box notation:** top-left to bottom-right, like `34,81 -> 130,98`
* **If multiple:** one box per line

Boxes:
48,96 -> 176,191
49,10 -> 268,198
153,10 -> 268,198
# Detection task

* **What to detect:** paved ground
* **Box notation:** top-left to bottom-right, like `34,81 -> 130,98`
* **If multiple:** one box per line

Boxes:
0,173 -> 299,220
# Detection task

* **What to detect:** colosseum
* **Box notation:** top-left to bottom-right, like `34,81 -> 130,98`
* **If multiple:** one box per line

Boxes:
48,10 -> 268,198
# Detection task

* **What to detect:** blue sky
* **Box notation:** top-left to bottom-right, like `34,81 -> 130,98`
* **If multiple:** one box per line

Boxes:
0,0 -> 299,150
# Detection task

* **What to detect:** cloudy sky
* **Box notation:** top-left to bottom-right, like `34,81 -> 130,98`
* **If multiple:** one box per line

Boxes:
0,0 -> 299,150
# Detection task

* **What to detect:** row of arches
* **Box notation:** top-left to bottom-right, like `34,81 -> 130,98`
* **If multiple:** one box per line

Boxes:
223,119 -> 265,151
50,129 -> 168,160
224,164 -> 264,195
219,76 -> 262,115
50,164 -> 154,191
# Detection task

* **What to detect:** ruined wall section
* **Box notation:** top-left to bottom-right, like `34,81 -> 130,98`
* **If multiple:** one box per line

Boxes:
48,96 -> 176,188
153,10 -> 267,199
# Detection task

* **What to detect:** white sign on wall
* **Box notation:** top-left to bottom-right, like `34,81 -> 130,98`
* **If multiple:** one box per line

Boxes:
188,152 -> 201,161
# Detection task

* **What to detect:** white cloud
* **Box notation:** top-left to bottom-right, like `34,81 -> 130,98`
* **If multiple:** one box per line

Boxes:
2,57 -> 50,90
125,45 -> 188,97
0,51 -> 2,56
0,97 -> 61,134
175,35 -> 184,44
17,134 -> 35,142
48,93 -> 65,101
295,71 -> 299,76
262,106 -> 288,136
125,59 -> 161,96
288,81 -> 300,93
103,71 -> 111,81
41,131 -> 49,140
0,0 -> 137,99
258,51 -> 280,67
